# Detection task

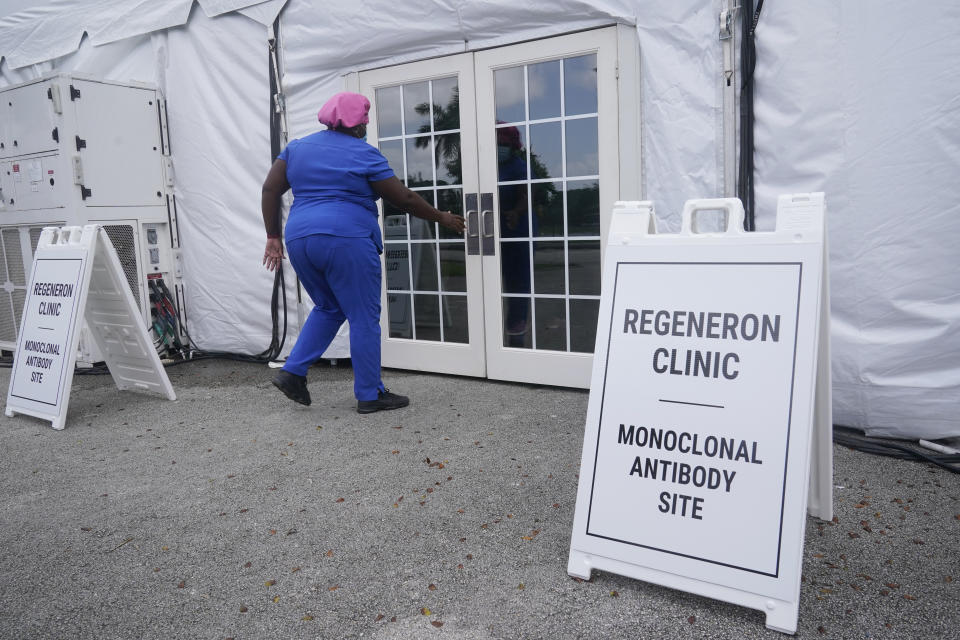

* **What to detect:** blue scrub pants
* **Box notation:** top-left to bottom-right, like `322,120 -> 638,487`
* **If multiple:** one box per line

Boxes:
282,234 -> 385,402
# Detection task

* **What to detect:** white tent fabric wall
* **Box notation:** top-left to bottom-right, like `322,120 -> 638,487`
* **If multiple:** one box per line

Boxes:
1,0 -> 958,439
754,0 -> 960,439
159,10 -> 281,353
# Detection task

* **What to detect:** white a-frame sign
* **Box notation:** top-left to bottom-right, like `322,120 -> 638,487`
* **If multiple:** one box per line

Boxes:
568,194 -> 832,635
6,225 -> 176,430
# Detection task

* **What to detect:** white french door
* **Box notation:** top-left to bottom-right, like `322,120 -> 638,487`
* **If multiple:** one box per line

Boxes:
358,26 -> 628,387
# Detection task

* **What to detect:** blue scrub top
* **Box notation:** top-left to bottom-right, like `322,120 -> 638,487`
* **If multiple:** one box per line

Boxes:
278,129 -> 395,251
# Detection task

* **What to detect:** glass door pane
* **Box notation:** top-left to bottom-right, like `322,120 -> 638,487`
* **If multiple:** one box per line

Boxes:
477,27 -> 620,388
377,76 -> 467,343
493,53 -> 602,353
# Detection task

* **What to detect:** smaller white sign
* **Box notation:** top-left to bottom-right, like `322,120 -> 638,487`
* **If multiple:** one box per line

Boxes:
6,225 -> 176,430
9,258 -> 85,406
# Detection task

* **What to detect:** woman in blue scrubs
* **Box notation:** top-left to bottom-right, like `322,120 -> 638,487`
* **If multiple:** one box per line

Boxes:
261,92 -> 465,414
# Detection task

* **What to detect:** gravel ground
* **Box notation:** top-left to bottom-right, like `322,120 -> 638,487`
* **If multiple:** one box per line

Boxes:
0,359 -> 957,639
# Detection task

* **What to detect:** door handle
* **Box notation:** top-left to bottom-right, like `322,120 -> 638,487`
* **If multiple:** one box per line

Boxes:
465,193 -> 480,255
480,192 -> 495,256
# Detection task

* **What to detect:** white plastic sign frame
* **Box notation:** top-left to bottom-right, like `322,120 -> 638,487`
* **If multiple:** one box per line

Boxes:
6,225 -> 175,430
568,194 -> 831,635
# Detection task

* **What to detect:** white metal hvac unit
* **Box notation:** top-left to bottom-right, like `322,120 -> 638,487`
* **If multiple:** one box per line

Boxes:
0,73 -> 185,362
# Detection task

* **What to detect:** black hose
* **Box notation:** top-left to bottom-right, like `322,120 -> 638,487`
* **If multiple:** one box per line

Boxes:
833,425 -> 959,474
738,0 -> 764,231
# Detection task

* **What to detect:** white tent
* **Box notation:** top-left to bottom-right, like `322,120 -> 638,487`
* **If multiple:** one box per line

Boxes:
1,0 -> 957,439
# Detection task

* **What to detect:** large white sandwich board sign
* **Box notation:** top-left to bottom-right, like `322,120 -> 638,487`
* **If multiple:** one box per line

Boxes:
6,225 -> 175,430
568,195 -> 831,635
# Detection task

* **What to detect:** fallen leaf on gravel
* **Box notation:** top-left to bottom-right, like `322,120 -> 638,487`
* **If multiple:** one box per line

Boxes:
610,591 -> 619,597
375,614 -> 384,621
431,621 -> 444,628
328,585 -> 339,591
81,527 -> 91,531
335,498 -> 345,503
326,550 -> 334,557
392,450 -> 400,454
428,584 -> 437,591
177,581 -> 185,589
291,567 -> 300,573
688,616 -> 696,624
244,562 -> 252,568
269,530 -> 277,535
391,616 -> 397,622
301,614 -> 313,621
818,626 -> 826,634
161,546 -> 169,551
904,594 -> 917,601
879,589 -> 890,596
272,596 -> 280,603
946,576 -> 954,583
240,508 -> 248,513
848,532 -> 860,539
885,582 -> 899,589
466,554 -> 473,560
239,605 -> 248,613
421,608 -> 431,615
457,564 -> 463,570
517,583 -> 525,590
265,580 -> 276,586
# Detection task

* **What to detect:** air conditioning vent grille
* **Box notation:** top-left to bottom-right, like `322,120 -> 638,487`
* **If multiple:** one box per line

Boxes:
102,224 -> 140,307
0,228 -> 25,344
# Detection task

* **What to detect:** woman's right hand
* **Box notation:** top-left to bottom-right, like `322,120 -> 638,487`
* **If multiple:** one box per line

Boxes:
263,237 -> 285,272
438,210 -> 466,234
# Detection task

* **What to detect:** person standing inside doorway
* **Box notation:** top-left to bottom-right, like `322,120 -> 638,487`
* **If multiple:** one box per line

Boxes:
261,92 -> 465,413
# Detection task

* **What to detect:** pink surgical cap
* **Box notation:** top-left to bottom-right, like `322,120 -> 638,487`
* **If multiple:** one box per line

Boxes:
318,92 -> 370,128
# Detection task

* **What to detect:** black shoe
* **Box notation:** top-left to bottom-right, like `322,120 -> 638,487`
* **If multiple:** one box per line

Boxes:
272,370 -> 311,406
357,389 -> 409,414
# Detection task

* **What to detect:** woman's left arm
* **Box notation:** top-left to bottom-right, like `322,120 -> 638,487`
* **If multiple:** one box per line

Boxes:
261,159 -> 290,271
